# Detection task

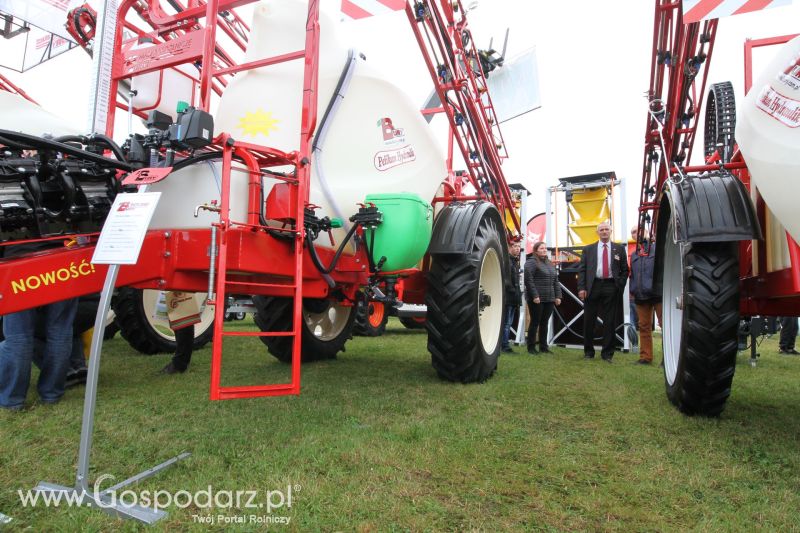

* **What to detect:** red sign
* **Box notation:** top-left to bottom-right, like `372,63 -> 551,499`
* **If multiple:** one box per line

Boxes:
526,213 -> 547,254
121,167 -> 173,186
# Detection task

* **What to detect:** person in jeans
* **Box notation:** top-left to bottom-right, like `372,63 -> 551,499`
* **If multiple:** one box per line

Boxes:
524,241 -> 562,354
630,242 -> 662,365
0,299 -> 78,410
501,242 -> 522,353
0,239 -> 79,411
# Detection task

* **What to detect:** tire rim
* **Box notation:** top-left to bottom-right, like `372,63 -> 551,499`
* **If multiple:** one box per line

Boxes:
304,301 -> 352,341
477,247 -> 503,353
367,302 -> 385,328
142,290 -> 215,342
663,219 -> 683,386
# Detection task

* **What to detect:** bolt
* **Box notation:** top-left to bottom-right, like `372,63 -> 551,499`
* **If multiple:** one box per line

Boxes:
478,289 -> 491,311
675,296 -> 683,310
163,251 -> 171,258
164,231 -> 171,238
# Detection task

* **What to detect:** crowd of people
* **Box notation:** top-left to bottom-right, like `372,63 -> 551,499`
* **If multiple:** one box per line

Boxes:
502,221 -> 798,365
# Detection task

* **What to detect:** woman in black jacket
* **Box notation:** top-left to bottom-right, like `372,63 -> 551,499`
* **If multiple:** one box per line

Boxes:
524,242 -> 562,354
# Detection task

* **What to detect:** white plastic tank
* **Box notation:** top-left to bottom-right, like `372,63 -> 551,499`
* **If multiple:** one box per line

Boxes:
210,0 -> 446,245
130,39 -> 197,118
737,35 -> 800,244
0,91 -> 81,137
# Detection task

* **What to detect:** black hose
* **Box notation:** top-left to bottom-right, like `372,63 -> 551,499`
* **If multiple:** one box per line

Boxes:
305,242 -> 336,288
0,130 -> 132,171
90,133 -> 127,162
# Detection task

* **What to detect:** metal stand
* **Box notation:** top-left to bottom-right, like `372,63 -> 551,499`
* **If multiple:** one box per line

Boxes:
34,188 -> 189,525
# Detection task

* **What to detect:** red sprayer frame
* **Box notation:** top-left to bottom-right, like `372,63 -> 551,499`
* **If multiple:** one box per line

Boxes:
638,0 -> 800,316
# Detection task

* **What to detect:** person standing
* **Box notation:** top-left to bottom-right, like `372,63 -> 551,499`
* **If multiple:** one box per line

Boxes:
159,291 -> 201,374
627,226 -> 639,335
630,242 -> 662,365
0,242 -> 78,410
501,242 -> 522,353
778,317 -> 799,355
577,222 -> 629,362
524,242 -> 562,354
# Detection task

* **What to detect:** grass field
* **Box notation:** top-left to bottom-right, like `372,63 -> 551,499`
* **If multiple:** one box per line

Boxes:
2,318 -> 800,531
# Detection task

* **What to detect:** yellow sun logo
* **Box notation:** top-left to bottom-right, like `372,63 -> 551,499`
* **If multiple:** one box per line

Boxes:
236,109 -> 279,137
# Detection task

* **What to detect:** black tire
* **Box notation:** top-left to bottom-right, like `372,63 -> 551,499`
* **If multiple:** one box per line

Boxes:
112,288 -> 215,354
252,296 -> 355,363
399,317 -> 426,329
353,298 -> 388,337
662,229 -> 739,416
425,207 -> 505,383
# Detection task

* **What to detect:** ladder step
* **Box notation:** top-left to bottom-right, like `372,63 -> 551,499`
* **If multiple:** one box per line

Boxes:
216,384 -> 299,400
225,281 -> 297,290
221,331 -> 296,337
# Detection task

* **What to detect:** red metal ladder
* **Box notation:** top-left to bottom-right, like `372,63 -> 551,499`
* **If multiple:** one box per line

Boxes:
207,2 -> 321,400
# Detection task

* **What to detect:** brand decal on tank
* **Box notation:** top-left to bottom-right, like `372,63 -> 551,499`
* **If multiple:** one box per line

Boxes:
374,145 -> 416,171
756,86 -> 800,128
378,117 -> 406,145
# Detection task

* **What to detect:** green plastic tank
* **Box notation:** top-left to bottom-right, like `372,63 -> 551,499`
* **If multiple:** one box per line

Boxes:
364,193 -> 433,272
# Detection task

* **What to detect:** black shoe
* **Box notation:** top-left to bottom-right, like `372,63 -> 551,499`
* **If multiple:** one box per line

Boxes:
502,347 -> 514,353
539,347 -> 552,354
779,348 -> 800,355
584,353 -> 595,360
159,362 -> 186,375
527,346 -> 538,354
635,359 -> 651,365
65,368 -> 88,388
601,357 -> 613,363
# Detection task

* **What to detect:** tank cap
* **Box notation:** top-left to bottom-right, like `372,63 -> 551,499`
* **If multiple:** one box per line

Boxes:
330,218 -> 343,229
176,100 -> 190,114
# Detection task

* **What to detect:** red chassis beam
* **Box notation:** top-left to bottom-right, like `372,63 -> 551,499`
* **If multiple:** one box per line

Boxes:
0,228 -> 369,315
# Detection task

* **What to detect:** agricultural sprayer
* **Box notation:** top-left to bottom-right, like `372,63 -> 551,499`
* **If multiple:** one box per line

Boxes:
637,0 -> 799,416
0,0 -> 521,400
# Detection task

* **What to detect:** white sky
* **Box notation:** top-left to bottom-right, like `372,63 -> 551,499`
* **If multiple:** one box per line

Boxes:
2,0 -> 799,233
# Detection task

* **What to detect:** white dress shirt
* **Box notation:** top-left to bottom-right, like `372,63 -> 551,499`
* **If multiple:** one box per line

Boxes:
595,241 -> 612,279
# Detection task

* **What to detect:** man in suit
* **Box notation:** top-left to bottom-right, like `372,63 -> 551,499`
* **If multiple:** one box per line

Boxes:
577,222 -> 629,362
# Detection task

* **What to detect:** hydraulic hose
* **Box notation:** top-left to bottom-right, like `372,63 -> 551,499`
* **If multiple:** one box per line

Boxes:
0,129 -> 132,171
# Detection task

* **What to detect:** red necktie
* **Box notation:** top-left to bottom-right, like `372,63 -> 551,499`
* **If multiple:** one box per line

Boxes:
602,244 -> 609,278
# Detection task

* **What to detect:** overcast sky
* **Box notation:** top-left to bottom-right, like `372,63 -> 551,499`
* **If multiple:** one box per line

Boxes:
3,0 -> 799,236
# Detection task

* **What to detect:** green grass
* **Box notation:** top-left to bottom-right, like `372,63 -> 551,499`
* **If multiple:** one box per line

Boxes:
2,319 -> 800,531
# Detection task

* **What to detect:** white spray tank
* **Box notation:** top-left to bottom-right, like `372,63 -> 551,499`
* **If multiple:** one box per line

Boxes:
211,0 -> 446,257
737,35 -> 800,244
0,91 -> 81,137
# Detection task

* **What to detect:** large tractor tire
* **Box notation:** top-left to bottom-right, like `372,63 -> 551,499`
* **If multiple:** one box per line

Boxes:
426,208 -> 505,383
113,288 -> 215,355
399,317 -> 426,330
252,296 -> 355,363
353,298 -> 388,337
661,217 -> 740,416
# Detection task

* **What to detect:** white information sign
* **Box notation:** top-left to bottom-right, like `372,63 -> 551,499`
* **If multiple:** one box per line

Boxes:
92,192 -> 161,265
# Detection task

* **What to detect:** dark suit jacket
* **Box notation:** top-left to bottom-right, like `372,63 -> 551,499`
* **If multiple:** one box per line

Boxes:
577,240 -> 629,295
